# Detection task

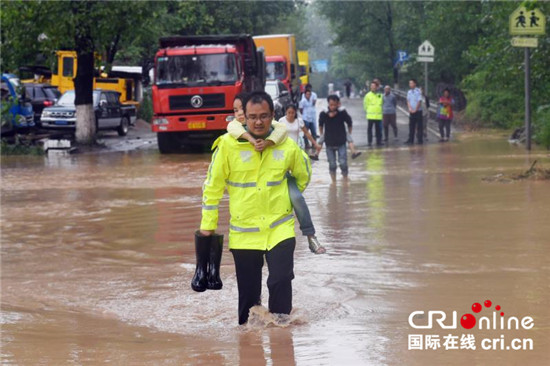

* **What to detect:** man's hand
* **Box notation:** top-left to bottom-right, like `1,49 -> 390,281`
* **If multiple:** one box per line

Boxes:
199,230 -> 214,236
254,139 -> 274,152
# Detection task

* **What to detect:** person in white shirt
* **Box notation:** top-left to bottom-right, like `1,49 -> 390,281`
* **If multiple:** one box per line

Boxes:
279,104 -> 320,158
299,86 -> 318,148
278,104 -> 325,254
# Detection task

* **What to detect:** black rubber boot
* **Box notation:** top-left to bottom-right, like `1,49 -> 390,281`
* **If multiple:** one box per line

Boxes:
191,231 -> 210,292
207,234 -> 223,290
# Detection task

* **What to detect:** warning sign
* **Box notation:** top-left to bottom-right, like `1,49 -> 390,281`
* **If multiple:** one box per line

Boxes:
509,6 -> 545,36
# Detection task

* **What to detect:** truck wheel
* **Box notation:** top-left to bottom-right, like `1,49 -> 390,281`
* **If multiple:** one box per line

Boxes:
157,132 -> 181,154
117,116 -> 129,136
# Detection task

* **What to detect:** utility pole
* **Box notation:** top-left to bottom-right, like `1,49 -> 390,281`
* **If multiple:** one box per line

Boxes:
525,47 -> 531,150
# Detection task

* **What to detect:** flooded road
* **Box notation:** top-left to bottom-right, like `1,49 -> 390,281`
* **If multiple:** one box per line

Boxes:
2,102 -> 550,365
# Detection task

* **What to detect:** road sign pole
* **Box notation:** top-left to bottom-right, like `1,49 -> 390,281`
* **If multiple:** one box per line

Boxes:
525,47 -> 531,150
424,62 -> 428,97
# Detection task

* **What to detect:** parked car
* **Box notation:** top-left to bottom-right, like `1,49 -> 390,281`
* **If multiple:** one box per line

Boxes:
1,74 -> 34,135
265,80 -> 292,120
40,90 -> 136,136
23,83 -> 61,124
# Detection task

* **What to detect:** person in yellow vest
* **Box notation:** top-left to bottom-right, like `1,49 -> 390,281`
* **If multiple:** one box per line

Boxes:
363,81 -> 384,147
197,91 -> 312,325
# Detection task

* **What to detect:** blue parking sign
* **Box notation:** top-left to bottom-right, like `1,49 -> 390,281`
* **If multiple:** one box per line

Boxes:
394,50 -> 409,67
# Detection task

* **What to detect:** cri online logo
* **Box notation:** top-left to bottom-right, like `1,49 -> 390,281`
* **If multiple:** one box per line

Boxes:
409,299 -> 534,330
461,300 -> 501,329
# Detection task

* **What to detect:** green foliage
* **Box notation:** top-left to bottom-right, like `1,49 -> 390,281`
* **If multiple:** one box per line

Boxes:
1,137 -> 44,156
464,88 -> 523,129
462,1 -> 549,130
137,88 -> 153,123
2,1 -> 303,72
1,96 -> 15,130
533,106 -> 550,149
318,0 -> 549,143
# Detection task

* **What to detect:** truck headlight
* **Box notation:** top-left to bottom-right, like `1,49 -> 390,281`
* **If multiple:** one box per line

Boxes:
42,111 -> 51,118
153,118 -> 169,125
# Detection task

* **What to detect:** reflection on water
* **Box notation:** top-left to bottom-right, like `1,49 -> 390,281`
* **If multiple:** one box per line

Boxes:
365,152 -> 386,244
1,138 -> 550,365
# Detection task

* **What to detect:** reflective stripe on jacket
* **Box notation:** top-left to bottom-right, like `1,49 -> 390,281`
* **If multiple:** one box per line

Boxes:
363,91 -> 383,120
200,133 -> 312,250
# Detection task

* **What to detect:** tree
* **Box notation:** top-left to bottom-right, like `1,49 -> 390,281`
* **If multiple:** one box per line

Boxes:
318,1 -> 424,86
1,0 -> 304,144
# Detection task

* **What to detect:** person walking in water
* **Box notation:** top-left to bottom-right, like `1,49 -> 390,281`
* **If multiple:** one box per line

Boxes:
278,105 -> 325,253
437,88 -> 454,142
363,81 -> 383,147
199,91 -> 312,325
382,85 -> 398,142
317,99 -> 362,159
299,87 -> 318,149
319,94 -> 353,181
405,78 -> 423,145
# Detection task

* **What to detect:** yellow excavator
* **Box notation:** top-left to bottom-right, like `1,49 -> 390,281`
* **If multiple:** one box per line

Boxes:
21,50 -> 143,108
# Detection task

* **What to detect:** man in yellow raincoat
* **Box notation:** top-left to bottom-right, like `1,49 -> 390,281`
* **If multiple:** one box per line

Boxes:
199,91 -> 312,325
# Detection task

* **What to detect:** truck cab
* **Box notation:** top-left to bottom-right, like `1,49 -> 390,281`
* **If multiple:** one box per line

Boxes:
151,34 -> 265,153
254,34 -> 301,103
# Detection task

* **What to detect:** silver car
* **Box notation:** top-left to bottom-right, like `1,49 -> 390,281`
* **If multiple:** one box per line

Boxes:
41,90 -> 131,136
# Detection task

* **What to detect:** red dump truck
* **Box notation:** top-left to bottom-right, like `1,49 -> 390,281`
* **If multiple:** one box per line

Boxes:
152,34 -> 265,153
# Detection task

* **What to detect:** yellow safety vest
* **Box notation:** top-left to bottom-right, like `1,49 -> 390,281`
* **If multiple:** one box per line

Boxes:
200,134 -> 312,250
363,91 -> 383,120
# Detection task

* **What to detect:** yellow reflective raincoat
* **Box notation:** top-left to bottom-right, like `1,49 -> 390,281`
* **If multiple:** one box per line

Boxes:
363,91 -> 383,120
200,133 -> 312,250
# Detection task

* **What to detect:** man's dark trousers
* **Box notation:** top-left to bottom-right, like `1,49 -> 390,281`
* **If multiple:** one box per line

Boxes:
368,119 -> 382,145
408,111 -> 423,143
231,238 -> 296,325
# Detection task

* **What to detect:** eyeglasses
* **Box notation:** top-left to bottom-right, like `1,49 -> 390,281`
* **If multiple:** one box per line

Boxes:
245,113 -> 272,123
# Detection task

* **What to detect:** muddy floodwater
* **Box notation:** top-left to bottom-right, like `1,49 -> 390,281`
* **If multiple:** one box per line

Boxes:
1,134 -> 549,365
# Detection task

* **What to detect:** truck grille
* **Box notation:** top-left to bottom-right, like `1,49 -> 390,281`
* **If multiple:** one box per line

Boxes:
169,94 -> 225,110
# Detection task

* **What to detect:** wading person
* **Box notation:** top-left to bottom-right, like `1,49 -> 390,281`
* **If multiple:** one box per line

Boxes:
405,79 -> 423,145
363,81 -> 383,147
278,104 -> 326,254
197,91 -> 312,325
319,94 -> 353,181
227,96 -> 326,254
382,85 -> 398,142
299,88 -> 318,149
317,100 -> 362,159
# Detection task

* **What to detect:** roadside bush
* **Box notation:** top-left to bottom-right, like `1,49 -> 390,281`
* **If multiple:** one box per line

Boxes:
464,89 -> 523,129
1,97 -> 16,131
137,88 -> 153,123
533,105 -> 550,149
1,137 -> 45,156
